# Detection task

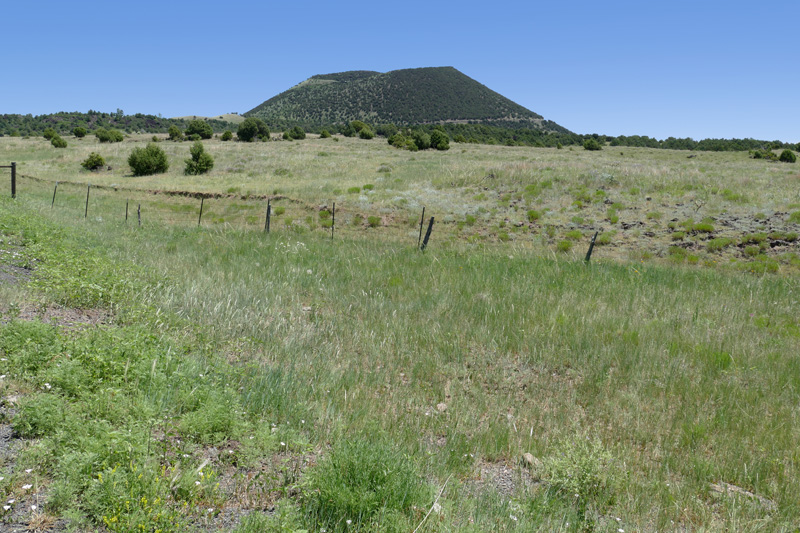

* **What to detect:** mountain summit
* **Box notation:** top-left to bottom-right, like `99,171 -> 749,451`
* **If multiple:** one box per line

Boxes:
244,66 -> 569,133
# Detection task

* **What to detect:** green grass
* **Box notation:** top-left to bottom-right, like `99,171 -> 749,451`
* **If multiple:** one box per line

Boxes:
3,138 -> 800,530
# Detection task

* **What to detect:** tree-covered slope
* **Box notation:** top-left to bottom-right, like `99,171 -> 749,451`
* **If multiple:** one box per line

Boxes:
245,66 -> 570,133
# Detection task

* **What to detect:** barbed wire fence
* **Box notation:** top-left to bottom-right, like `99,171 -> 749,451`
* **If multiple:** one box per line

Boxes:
12,172 -> 438,250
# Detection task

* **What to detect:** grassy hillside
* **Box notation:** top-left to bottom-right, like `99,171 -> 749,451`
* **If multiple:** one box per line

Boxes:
245,67 -> 570,133
1,136 -> 800,530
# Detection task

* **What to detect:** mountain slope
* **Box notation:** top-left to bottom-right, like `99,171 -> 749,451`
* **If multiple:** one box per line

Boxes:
245,67 -> 569,133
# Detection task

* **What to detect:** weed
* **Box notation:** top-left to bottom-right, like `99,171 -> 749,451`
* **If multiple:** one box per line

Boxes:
301,439 -> 432,532
556,240 -> 572,252
367,216 -> 381,227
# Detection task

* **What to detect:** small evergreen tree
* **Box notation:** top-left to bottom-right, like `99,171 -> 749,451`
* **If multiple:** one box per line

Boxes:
358,126 -> 375,139
430,130 -> 450,150
779,149 -> 797,163
289,126 -> 306,140
184,141 -> 214,175
81,152 -> 105,171
51,135 -> 67,148
73,126 -> 87,138
43,127 -> 58,140
185,119 -> 213,139
320,129 -> 331,138
412,130 -> 431,150
168,125 -> 184,141
237,117 -> 269,142
128,143 -> 169,176
96,128 -> 124,143
583,138 -> 602,151
221,130 -> 233,141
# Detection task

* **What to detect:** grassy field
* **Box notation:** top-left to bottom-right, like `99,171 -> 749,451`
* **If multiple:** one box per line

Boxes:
0,135 -> 799,531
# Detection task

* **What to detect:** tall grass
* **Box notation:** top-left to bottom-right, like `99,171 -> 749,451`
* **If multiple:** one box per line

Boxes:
2,139 -> 800,529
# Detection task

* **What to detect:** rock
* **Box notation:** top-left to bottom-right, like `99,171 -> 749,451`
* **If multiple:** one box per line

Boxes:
709,481 -> 776,511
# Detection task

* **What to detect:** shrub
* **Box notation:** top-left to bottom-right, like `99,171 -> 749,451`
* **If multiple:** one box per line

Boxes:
184,141 -> 214,175
168,125 -> 184,141
583,138 -> 602,151
367,215 -> 381,227
96,128 -> 124,143
81,152 -> 106,171
221,130 -> 233,141
151,135 -> 159,142
358,127 -> 375,139
73,126 -> 87,138
288,125 -> 306,140
411,130 -> 431,150
430,129 -> 450,150
320,129 -> 331,138
779,149 -> 797,163
185,119 -> 213,139
527,209 -> 541,222
272,206 -> 285,216
128,143 -> 169,176
43,127 -> 58,140
51,135 -> 67,148
347,186 -> 361,194
237,117 -> 269,142
543,436 -> 618,517
301,439 -> 431,531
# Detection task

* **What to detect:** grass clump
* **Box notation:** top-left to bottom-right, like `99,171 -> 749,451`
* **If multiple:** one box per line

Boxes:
565,230 -> 583,241
556,240 -> 572,252
692,221 -> 715,233
706,237 -> 735,252
542,436 -> 618,525
301,439 -> 432,532
527,209 -> 541,222
367,215 -> 381,227
347,186 -> 361,194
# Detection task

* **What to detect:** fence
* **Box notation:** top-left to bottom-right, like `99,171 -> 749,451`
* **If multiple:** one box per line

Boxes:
12,172 -> 441,252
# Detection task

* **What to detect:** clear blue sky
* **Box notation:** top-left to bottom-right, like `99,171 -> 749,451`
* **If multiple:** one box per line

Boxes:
3,0 -> 798,142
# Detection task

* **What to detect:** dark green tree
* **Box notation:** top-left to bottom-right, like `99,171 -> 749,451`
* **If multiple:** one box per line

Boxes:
185,119 -> 213,139
583,138 -> 602,151
221,130 -> 233,141
184,141 -> 214,175
412,130 -> 431,150
779,149 -> 797,163
81,152 -> 105,170
430,130 -> 450,150
73,126 -> 87,138
43,127 -> 57,140
128,143 -> 169,176
51,135 -> 67,148
237,117 -> 269,142
168,125 -> 184,141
